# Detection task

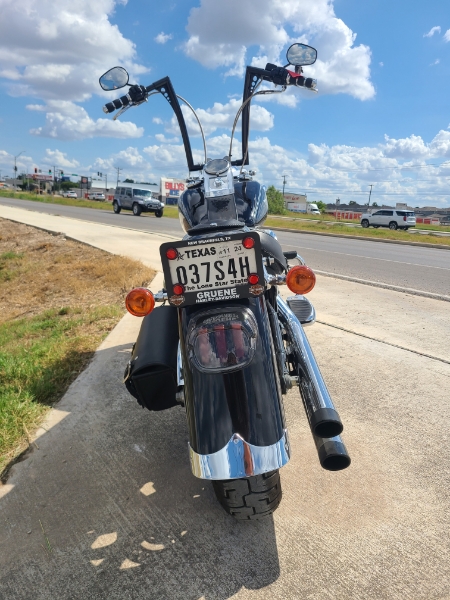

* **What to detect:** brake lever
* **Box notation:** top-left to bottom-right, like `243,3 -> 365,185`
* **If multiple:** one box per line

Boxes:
113,105 -> 132,120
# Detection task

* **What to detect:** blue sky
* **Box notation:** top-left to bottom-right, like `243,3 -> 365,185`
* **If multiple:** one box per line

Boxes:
1,0 -> 450,207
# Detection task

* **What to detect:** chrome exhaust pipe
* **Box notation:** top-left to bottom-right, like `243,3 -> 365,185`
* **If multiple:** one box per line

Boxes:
277,295 -> 343,438
313,434 -> 351,471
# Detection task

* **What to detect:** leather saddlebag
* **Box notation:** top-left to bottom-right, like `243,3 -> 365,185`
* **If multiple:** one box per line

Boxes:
124,305 -> 180,411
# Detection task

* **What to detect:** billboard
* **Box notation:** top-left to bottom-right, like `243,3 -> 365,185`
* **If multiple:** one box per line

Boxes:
161,178 -> 186,198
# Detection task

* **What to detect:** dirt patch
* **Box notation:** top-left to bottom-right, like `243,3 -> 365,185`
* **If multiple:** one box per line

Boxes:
0,219 -> 154,322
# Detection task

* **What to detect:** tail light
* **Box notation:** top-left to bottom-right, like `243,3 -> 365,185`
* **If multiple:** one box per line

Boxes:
286,265 -> 316,295
125,288 -> 155,317
403,216 -> 407,221
187,307 -> 257,373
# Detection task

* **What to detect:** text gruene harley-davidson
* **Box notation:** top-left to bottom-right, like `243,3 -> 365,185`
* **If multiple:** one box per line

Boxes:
99,43 -> 350,521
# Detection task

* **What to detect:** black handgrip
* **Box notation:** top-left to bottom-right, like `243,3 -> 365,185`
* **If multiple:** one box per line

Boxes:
103,93 -> 130,114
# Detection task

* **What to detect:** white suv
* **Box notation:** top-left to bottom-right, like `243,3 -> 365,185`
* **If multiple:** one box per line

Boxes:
360,209 -> 416,230
88,192 -> 105,201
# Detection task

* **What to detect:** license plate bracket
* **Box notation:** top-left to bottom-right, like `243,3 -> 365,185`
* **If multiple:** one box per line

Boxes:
160,232 -> 264,307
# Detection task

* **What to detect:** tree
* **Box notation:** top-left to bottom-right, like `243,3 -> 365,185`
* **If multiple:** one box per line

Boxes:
316,200 -> 327,213
349,200 -> 356,206
372,202 -> 378,207
123,178 -> 135,183
267,185 -> 286,215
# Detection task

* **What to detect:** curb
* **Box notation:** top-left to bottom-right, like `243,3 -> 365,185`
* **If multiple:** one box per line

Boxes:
267,226 -> 450,250
315,270 -> 450,303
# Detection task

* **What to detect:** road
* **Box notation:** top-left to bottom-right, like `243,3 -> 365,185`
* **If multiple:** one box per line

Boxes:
1,197 -> 449,296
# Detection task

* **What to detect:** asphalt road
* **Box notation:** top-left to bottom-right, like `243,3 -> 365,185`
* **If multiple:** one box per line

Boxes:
1,197 -> 449,296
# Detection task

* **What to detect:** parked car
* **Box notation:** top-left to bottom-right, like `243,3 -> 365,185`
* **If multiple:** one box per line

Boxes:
360,209 -> 416,230
62,191 -> 78,198
113,184 -> 164,217
88,192 -> 106,201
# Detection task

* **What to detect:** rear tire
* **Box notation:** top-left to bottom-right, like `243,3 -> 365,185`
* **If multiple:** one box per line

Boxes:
361,219 -> 369,228
155,209 -> 163,218
132,203 -> 142,216
113,200 -> 121,214
212,470 -> 282,520
389,221 -> 398,230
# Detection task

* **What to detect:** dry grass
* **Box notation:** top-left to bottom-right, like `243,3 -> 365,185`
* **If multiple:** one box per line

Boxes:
0,219 -> 155,477
0,220 -> 154,322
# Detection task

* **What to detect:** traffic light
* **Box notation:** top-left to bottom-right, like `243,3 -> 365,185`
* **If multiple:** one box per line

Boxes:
60,171 -> 64,175
48,169 -> 52,175
97,172 -> 102,177
34,168 -> 37,173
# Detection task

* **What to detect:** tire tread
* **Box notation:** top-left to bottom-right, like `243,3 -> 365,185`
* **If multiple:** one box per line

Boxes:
212,470 -> 282,520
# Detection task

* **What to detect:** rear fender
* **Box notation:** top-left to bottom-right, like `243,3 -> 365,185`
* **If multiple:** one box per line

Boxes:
179,296 -> 290,479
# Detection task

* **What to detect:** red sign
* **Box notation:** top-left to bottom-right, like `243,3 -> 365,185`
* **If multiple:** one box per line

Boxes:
165,181 -> 185,191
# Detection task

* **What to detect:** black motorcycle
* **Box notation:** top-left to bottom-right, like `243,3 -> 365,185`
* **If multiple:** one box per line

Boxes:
99,43 -> 350,521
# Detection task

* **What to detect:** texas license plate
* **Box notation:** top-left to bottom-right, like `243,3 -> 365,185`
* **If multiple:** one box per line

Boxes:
160,232 -> 264,307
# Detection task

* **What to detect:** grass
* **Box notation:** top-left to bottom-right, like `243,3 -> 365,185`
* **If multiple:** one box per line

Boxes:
0,189 -> 114,211
263,216 -> 450,246
0,219 -> 155,477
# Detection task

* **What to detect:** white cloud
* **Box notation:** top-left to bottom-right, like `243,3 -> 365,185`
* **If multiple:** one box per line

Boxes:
155,133 -> 180,143
424,26 -> 441,37
184,0 -> 374,101
42,149 -> 80,168
167,98 -> 274,137
152,117 -> 163,125
28,101 -> 144,141
430,59 -> 440,66
155,32 -> 173,44
444,29 -> 450,42
0,0 -> 148,102
383,134 -> 431,160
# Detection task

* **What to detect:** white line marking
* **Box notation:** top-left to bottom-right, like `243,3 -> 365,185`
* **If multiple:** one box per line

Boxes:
283,244 -> 450,271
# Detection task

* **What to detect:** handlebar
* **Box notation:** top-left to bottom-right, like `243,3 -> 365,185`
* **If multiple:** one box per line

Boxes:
103,65 -> 316,114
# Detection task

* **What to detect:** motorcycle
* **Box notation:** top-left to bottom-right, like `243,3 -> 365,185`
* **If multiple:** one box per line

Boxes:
99,43 -> 350,521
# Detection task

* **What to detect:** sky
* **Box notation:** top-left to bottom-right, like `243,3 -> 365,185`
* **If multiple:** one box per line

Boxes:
1,0 -> 450,207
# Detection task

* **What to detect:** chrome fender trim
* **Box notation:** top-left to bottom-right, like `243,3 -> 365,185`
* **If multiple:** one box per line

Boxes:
189,430 -> 290,480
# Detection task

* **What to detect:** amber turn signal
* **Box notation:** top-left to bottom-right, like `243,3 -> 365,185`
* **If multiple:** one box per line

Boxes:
125,287 -> 155,317
286,265 -> 316,295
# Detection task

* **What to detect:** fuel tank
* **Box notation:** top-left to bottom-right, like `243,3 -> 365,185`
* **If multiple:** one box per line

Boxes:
178,181 -> 268,232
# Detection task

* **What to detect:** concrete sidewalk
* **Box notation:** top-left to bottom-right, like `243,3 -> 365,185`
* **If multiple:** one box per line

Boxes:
1,208 -> 450,599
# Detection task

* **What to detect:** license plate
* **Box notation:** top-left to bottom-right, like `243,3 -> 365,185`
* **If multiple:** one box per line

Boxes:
160,232 -> 264,307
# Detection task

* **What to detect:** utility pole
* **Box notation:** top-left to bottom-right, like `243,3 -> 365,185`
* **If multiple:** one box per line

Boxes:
282,175 -> 287,197
13,151 -> 26,190
115,166 -> 122,187
368,184 -> 373,207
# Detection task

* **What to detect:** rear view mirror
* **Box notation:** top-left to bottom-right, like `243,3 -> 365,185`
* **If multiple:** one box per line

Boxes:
286,43 -> 317,67
99,67 -> 129,91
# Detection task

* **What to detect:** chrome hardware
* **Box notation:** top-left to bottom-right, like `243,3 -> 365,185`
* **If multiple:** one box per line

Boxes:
189,430 -> 290,480
277,295 -> 343,438
265,273 -> 287,286
177,343 -> 184,387
154,290 -> 168,302
286,295 -> 316,326
288,253 -> 306,266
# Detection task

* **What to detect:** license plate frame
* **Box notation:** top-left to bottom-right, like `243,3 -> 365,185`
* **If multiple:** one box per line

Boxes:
160,232 -> 265,307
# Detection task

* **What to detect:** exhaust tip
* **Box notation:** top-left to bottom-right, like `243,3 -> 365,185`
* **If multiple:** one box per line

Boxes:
315,438 -> 351,472
310,407 -> 343,438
